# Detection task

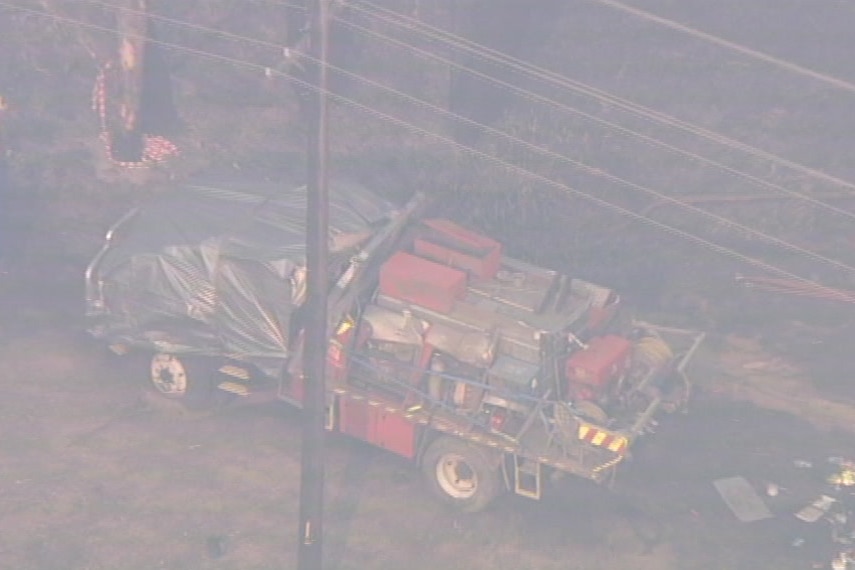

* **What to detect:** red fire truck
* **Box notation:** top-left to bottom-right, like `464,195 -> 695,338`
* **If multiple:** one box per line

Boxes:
85,180 -> 704,512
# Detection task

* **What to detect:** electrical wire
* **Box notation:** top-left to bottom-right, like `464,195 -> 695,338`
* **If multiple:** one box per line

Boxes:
83,0 -> 850,237
68,0 -> 855,275
235,0 -> 308,11
0,0 -> 850,300
589,0 -> 855,96
349,0 -> 855,194
332,12 -> 855,222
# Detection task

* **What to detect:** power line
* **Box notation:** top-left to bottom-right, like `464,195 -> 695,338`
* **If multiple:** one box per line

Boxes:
1,0 -> 851,301
349,0 -> 855,195
78,0 -> 304,44
65,0 -> 855,275
331,12 -> 855,222
589,0 -> 855,96
68,0 -> 855,271
311,27 -> 855,276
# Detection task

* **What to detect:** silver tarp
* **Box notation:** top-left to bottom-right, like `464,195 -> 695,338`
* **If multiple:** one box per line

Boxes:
86,178 -> 396,373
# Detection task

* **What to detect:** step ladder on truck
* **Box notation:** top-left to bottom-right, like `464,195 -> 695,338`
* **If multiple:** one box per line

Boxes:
85,181 -> 705,512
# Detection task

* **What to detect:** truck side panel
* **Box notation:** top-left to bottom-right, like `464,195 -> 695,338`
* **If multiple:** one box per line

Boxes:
338,397 -> 417,460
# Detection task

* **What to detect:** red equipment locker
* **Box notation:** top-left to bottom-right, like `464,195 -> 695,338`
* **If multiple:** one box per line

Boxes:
414,218 -> 503,280
338,398 -> 416,459
374,412 -> 416,459
565,335 -> 632,391
379,251 -> 467,313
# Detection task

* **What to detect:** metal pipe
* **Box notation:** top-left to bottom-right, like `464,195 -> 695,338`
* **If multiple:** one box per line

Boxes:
631,319 -> 702,336
84,207 -> 140,310
678,332 -> 706,375
333,191 -> 427,291
628,395 -> 663,440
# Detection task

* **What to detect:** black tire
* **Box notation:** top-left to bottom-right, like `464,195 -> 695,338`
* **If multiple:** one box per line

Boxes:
421,436 -> 502,513
148,353 -> 217,410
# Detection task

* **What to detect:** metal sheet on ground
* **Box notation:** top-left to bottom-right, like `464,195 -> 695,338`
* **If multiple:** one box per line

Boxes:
795,495 -> 837,523
713,476 -> 773,523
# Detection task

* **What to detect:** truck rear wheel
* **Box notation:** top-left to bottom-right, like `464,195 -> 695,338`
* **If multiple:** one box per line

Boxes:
421,436 -> 502,513
149,353 -> 216,410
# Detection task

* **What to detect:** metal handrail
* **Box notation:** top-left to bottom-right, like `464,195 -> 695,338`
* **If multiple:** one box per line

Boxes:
84,207 -> 140,311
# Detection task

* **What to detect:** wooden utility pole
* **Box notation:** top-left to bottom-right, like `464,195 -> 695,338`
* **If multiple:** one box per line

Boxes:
297,0 -> 329,569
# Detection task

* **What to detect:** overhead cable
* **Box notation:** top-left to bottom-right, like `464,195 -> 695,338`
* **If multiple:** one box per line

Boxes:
2,0 -> 851,300
351,0 -> 855,194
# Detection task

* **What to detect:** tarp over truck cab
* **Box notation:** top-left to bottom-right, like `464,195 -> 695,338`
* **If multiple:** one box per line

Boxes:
85,178 -> 398,376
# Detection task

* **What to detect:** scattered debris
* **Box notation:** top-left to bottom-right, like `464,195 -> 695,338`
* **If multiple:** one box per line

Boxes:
829,467 -> 855,489
795,495 -> 837,524
829,460 -> 855,489
740,357 -> 799,375
205,535 -> 229,559
713,476 -> 773,523
723,334 -> 764,353
832,551 -> 854,570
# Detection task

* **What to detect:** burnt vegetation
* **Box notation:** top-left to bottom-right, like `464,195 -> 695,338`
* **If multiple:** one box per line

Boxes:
1,0 -> 854,328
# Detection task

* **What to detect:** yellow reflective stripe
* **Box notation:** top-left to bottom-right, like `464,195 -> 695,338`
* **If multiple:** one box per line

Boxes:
578,421 -> 629,454
591,431 -> 608,446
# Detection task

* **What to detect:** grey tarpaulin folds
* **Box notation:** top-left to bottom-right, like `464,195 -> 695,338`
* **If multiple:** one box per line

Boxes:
85,178 -> 397,377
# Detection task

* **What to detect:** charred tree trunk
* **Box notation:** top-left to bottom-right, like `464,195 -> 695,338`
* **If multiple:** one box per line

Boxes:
110,0 -> 148,162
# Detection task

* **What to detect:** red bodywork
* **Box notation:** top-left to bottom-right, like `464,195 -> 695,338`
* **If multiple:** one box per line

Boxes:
587,296 -> 620,331
294,220 -> 636,464
331,320 -> 429,461
339,397 -> 417,459
379,251 -> 468,314
414,218 -> 503,280
565,335 -> 632,402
